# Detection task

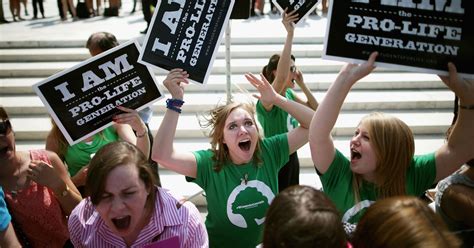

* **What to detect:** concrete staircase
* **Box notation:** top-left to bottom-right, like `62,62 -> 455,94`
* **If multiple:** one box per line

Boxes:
0,20 -> 454,208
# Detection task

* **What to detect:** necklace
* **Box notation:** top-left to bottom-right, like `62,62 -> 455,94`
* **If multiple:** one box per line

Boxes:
239,164 -> 258,185
241,173 -> 249,185
10,155 -> 25,198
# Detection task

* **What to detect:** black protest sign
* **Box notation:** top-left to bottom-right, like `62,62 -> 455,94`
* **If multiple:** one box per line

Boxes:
139,0 -> 235,85
33,40 -> 163,145
272,0 -> 319,23
324,0 -> 473,78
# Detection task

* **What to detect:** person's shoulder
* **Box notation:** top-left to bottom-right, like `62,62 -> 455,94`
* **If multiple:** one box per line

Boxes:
69,198 -> 97,225
157,188 -> 201,220
262,133 -> 287,146
68,198 -> 101,244
193,149 -> 214,160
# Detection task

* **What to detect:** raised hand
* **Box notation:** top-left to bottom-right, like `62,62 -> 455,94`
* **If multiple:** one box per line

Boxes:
163,68 -> 189,100
339,51 -> 378,86
439,63 -> 474,106
245,72 -> 279,106
282,8 -> 299,34
114,105 -> 147,135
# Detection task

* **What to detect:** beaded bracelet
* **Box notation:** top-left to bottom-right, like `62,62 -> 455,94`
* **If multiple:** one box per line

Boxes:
166,98 -> 185,113
460,104 -> 474,110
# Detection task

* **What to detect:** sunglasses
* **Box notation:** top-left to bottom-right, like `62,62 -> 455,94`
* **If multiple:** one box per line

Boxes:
290,65 -> 297,73
0,119 -> 11,135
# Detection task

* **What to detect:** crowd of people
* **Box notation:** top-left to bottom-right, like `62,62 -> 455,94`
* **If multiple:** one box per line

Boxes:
0,0 -> 329,28
1,6 -> 473,248
0,0 -> 158,33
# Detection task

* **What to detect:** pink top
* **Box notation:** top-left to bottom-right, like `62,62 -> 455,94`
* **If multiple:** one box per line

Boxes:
68,187 -> 208,248
5,150 -> 69,248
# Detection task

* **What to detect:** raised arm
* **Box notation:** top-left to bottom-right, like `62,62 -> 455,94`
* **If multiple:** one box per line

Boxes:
262,9 -> 299,111
434,63 -> 474,182
246,72 -> 314,154
151,69 -> 198,178
309,52 -> 378,174
113,106 -> 150,158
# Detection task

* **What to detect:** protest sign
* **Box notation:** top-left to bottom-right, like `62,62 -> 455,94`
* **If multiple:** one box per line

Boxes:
139,0 -> 235,85
144,236 -> 180,248
33,40 -> 163,145
272,0 -> 319,23
323,0 -> 473,78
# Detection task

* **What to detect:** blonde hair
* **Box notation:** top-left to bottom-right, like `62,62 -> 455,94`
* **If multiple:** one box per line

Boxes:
352,196 -> 461,248
48,118 -> 108,160
352,112 -> 415,202
199,102 -> 262,172
48,119 -> 69,160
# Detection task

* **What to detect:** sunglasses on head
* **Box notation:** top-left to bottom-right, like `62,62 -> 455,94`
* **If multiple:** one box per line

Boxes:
290,65 -> 297,73
0,119 -> 11,135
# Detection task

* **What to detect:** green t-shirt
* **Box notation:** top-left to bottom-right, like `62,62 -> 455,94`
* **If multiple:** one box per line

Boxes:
187,134 -> 289,248
65,126 -> 120,176
320,149 -> 436,223
256,88 -> 298,137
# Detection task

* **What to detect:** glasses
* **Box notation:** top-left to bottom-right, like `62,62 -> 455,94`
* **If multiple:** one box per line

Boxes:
290,65 -> 297,73
0,119 -> 11,136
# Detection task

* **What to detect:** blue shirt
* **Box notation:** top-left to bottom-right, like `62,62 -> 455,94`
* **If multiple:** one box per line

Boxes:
0,187 -> 12,231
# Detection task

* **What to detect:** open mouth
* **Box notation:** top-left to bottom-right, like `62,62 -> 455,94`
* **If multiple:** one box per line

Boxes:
351,149 -> 361,161
238,139 -> 251,151
112,216 -> 131,230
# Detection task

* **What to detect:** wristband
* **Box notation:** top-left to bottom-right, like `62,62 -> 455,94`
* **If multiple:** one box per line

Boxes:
166,98 -> 184,114
460,104 -> 474,110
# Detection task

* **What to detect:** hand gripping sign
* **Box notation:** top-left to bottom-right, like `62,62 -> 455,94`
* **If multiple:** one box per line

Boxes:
323,0 -> 473,78
139,0 -> 235,85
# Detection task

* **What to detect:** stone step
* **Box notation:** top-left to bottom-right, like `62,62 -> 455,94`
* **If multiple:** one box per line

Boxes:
0,44 -> 324,62
8,110 -> 452,142
0,73 -> 446,94
0,34 -> 326,49
0,58 -> 404,78
1,90 -> 454,115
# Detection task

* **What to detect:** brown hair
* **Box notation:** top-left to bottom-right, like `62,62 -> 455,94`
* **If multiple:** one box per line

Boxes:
199,102 -> 262,172
86,32 -> 119,53
263,185 -> 346,248
0,106 -> 12,135
86,141 -> 156,208
352,196 -> 461,248
262,54 -> 296,83
0,106 -> 7,120
351,112 -> 414,203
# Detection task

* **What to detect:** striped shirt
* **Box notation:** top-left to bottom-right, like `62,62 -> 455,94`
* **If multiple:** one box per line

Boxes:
68,187 -> 208,247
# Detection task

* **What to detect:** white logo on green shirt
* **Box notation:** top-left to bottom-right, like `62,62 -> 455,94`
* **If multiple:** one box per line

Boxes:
226,180 -> 275,228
